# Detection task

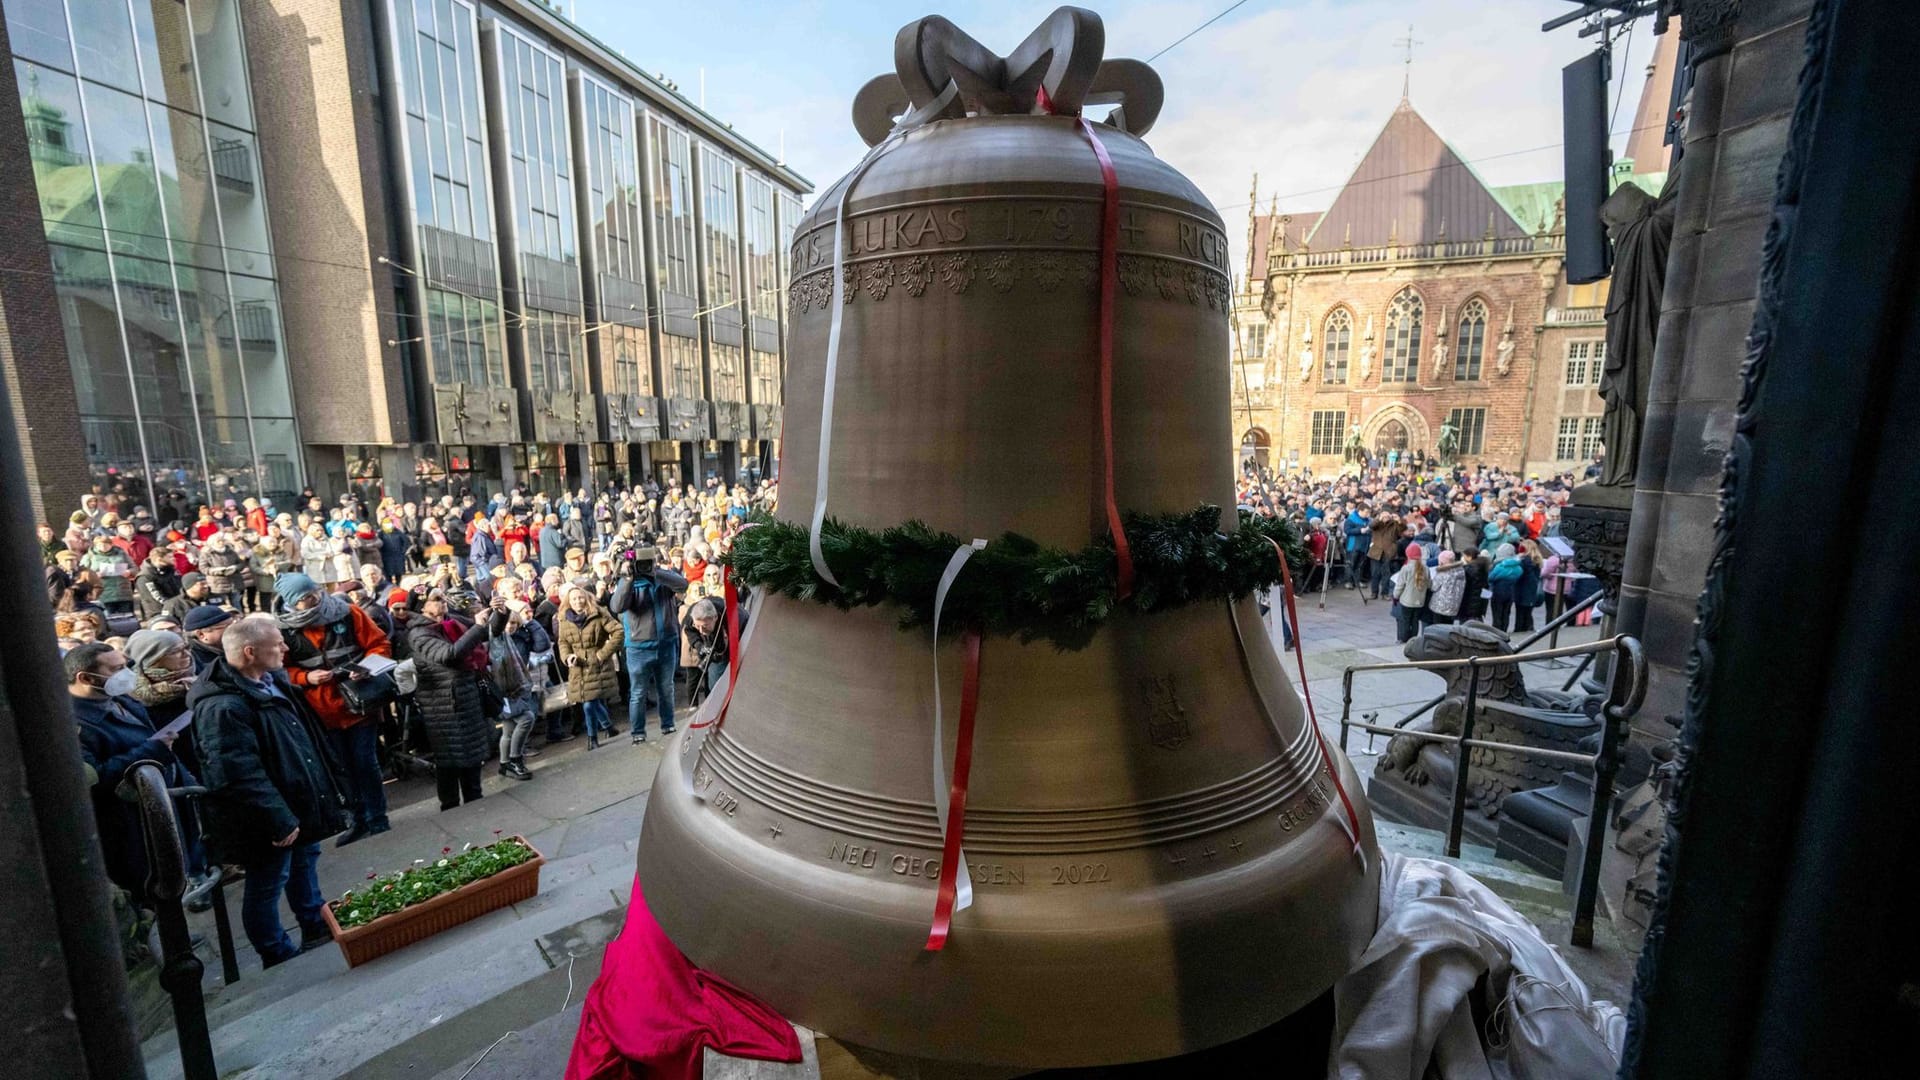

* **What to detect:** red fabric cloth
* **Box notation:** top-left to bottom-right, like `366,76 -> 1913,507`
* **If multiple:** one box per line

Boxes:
566,875 -> 802,1080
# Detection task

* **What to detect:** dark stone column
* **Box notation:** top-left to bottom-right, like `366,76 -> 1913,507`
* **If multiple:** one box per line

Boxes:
1613,0 -> 1816,736
0,24 -> 92,521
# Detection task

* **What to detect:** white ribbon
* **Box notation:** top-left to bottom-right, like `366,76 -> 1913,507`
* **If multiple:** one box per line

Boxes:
932,538 -> 987,912
809,85 -> 962,587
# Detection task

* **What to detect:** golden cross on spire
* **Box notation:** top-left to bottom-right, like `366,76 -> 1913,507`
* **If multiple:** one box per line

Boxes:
1394,24 -> 1423,100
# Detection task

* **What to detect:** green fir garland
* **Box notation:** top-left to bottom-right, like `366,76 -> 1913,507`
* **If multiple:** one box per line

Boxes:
725,505 -> 1305,649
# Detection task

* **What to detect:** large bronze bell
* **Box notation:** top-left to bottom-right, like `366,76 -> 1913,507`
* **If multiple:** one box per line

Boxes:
636,7 -> 1379,1070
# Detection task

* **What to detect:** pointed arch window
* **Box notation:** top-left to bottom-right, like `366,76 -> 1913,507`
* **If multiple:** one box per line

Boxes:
1455,299 -> 1487,381
1383,289 -> 1422,382
1322,308 -> 1351,383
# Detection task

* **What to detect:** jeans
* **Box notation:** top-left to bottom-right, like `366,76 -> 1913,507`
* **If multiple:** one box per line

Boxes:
1344,547 -> 1368,587
581,699 -> 614,739
1370,557 -> 1397,598
242,841 -> 326,965
328,721 -> 389,832
499,694 -> 536,761
626,642 -> 678,735
435,764 -> 483,810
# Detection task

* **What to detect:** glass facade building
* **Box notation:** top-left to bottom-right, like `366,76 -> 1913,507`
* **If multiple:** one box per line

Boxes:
742,171 -> 781,410
6,0 -> 302,506
572,70 -> 649,403
484,16 -> 586,461
644,108 -> 707,447
384,0 -> 507,399
3,0 -> 810,510
698,141 -> 747,415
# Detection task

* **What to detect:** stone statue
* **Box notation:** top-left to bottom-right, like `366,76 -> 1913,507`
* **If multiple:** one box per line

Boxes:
1357,314 -> 1375,381
1343,428 -> 1367,466
1436,419 -> 1460,463
1596,179 -> 1677,487
1378,623 -> 1598,812
1298,323 -> 1314,381
1495,326 -> 1516,375
1431,340 -> 1450,380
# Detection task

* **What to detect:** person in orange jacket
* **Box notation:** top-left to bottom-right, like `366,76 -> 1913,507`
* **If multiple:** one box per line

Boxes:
273,572 -> 393,846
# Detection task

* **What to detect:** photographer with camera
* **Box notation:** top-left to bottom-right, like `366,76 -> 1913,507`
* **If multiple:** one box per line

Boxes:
273,572 -> 393,846
609,545 -> 687,744
404,587 -> 507,809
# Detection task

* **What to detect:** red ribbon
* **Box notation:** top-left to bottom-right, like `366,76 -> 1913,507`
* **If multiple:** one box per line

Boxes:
1037,85 -> 1134,600
688,567 -> 745,733
925,627 -> 983,951
1269,538 -> 1365,862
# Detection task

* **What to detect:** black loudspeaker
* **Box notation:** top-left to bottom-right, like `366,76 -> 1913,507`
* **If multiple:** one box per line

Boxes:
1563,49 -> 1612,284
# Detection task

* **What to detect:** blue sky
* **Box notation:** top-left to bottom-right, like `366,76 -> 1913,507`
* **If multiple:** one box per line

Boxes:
568,1 -> 1662,273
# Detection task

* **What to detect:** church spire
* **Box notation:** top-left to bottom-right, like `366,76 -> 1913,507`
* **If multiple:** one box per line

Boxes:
1394,24 -> 1423,102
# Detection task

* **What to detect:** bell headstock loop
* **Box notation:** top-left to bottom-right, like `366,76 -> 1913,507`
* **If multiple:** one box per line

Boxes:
849,6 -> 1163,146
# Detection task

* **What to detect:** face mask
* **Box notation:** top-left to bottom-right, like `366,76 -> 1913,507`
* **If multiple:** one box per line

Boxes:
104,669 -> 139,697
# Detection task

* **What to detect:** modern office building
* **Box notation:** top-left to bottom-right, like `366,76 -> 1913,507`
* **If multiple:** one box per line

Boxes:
0,0 -> 809,517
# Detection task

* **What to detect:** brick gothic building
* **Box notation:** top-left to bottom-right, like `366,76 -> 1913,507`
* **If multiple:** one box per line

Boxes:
1232,68 -> 1673,476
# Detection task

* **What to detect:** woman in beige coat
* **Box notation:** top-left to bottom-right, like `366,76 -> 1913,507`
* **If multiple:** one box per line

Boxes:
554,586 -> 622,748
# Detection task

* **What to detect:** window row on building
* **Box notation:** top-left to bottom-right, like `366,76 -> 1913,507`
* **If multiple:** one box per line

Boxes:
1303,405 -> 1489,459
4,0 -> 811,509
8,0 -> 302,505
1301,290 -> 1502,386
381,0 -> 807,485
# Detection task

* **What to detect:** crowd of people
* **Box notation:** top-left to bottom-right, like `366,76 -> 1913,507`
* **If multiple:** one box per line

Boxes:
51,474 -> 771,969
1236,455 -> 1600,645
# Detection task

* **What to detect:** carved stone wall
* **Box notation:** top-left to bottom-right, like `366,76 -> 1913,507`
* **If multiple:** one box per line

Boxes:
1613,0 -> 1817,737
1244,260 -> 1555,470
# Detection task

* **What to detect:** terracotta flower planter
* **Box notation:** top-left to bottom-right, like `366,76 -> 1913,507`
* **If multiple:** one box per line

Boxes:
321,836 -> 545,968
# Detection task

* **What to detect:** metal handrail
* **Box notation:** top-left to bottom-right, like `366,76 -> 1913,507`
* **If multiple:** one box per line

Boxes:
1336,634 -> 1647,948
119,763 -> 218,1080
1369,587 -> 1608,733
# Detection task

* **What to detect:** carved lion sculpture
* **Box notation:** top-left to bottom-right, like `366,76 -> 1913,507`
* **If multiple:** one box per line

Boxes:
1380,621 -> 1598,814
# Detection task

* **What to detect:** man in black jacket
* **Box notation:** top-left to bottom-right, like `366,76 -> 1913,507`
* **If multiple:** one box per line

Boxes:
134,548 -> 180,622
188,614 -> 350,968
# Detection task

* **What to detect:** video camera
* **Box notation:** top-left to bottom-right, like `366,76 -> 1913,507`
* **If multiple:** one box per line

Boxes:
619,545 -> 658,575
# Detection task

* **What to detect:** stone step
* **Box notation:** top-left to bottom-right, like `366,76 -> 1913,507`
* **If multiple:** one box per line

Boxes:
141,837 -> 637,1080
1373,822 -> 1569,910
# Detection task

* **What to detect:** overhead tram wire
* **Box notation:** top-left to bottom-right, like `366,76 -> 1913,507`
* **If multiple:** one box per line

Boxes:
1148,0 -> 1256,63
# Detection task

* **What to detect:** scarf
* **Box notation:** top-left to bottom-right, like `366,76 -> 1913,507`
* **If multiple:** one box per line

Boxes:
129,669 -> 190,708
279,590 -> 351,630
442,617 -> 490,672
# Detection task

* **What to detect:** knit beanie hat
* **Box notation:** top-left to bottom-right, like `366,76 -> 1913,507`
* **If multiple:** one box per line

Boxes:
183,605 -> 233,633
125,629 -> 185,670
1495,543 -> 1516,560
1438,550 -> 1458,566
1404,543 -> 1422,561
273,572 -> 321,606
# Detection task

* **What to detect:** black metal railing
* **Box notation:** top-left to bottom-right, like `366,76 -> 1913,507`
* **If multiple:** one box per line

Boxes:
120,762 -> 238,1080
1337,635 -> 1647,947
1374,586 -> 1609,737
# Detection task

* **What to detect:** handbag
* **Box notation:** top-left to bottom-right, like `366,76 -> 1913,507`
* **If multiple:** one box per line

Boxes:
337,668 -> 399,715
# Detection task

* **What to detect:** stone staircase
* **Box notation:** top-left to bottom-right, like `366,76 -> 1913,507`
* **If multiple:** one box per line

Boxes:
1372,820 -> 1638,1004
140,830 -> 636,1079
138,801 -> 822,1080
